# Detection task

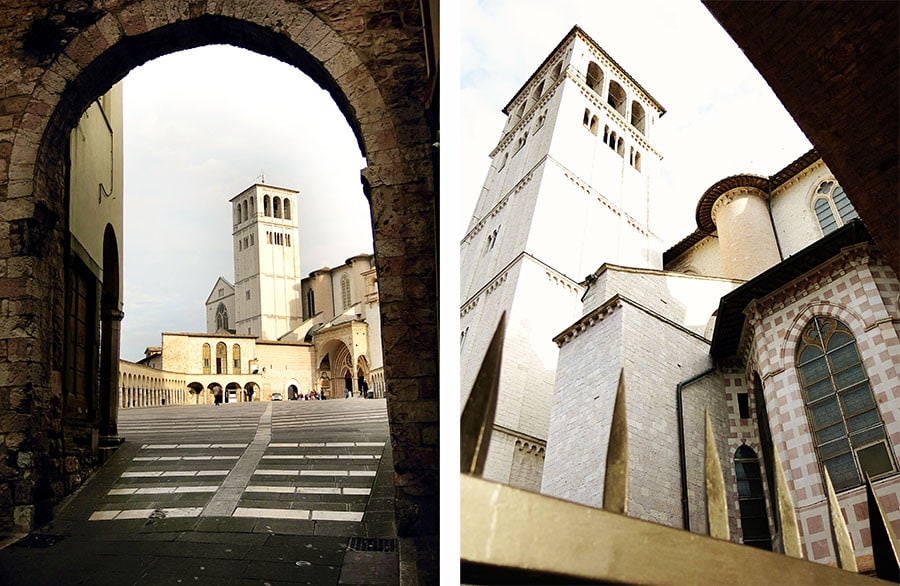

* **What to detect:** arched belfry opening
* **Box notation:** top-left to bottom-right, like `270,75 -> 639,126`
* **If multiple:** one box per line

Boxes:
0,1 -> 438,556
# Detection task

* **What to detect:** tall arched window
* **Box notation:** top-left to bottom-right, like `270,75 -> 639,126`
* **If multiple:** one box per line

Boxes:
232,344 -> 241,374
215,342 -> 227,375
341,274 -> 351,310
306,289 -> 316,318
242,200 -> 248,222
797,316 -> 895,491
734,445 -> 773,550
630,100 -> 646,135
202,343 -> 211,374
215,303 -> 229,331
586,61 -> 603,94
283,198 -> 291,221
234,203 -> 241,225
607,80 -> 626,116
250,196 -> 255,215
812,180 -> 858,235
263,195 -> 271,216
273,197 -> 282,218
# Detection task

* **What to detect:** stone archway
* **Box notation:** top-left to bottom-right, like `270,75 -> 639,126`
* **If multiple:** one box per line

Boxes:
0,1 -> 436,545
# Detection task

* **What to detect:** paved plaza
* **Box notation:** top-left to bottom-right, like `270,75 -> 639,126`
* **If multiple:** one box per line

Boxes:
0,399 -> 399,585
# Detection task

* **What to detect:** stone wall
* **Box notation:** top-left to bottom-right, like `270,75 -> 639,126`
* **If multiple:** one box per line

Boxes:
0,0 -> 436,541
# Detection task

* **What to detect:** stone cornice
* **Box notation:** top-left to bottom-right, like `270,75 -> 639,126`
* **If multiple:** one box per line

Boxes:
461,163 -> 538,244
572,76 -> 662,158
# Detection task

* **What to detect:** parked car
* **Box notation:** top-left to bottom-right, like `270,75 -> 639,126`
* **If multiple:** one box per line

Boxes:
271,393 -> 283,401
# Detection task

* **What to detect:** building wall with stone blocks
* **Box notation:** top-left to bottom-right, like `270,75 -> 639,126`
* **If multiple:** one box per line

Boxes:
667,235 -> 723,277
769,159 -> 833,258
509,439 -> 546,493
544,298 -> 733,531
580,265 -> 742,336
742,245 -> 900,563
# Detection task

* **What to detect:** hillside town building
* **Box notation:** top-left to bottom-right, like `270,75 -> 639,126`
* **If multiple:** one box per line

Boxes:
461,25 -> 900,569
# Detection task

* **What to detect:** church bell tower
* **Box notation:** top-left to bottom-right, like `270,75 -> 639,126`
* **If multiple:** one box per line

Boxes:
460,26 -> 666,489
231,183 -> 302,340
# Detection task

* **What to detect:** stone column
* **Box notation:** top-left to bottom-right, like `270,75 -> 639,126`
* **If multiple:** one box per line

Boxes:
711,187 -> 781,281
99,308 -> 124,447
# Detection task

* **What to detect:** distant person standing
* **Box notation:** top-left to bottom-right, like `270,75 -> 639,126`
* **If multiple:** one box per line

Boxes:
214,388 -> 222,406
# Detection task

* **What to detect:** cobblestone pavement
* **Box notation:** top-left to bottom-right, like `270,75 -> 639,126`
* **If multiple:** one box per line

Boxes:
0,399 -> 398,585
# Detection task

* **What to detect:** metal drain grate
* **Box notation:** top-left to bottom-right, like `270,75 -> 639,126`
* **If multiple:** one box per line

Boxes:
12,534 -> 65,548
347,537 -> 398,552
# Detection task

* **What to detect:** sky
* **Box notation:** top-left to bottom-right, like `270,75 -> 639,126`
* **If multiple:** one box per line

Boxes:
120,46 -> 373,361
457,0 -> 812,246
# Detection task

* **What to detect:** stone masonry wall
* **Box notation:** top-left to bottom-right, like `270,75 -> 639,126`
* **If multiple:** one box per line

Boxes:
0,0 -> 436,538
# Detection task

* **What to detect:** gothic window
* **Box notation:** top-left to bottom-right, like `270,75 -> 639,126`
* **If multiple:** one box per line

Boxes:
263,195 -> 271,216
586,61 -> 604,94
812,180 -> 858,235
249,234 -> 254,246
630,101 -> 646,135
242,200 -> 249,222
306,289 -> 315,318
202,343 -> 211,374
286,234 -> 291,247
243,237 -> 248,249
232,344 -> 241,374
283,198 -> 291,221
497,152 -> 508,171
634,151 -> 642,172
616,137 -> 625,156
514,132 -> 528,154
607,80 -> 627,116
234,204 -> 241,225
608,131 -> 617,150
273,197 -> 282,219
238,240 -> 242,252
734,446 -> 773,550
216,342 -> 227,375
603,125 -> 609,143
341,274 -> 351,310
250,196 -> 255,215
537,110 -> 547,129
215,303 -> 229,331
796,316 -> 895,491
589,115 -> 599,135
583,108 -> 590,127
515,102 -> 526,122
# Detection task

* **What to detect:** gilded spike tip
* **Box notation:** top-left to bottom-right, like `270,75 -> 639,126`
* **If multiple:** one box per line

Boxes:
822,467 -> 857,572
704,410 -> 729,541
602,369 -> 628,515
460,313 -> 506,476
772,443 -> 803,558
865,474 -> 900,581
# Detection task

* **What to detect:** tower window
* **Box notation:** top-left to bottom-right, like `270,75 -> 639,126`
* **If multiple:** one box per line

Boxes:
630,101 -> 646,135
607,80 -> 626,116
812,180 -> 858,235
634,151 -> 642,172
242,200 -> 249,222
284,198 -> 291,221
263,195 -> 271,216
497,152 -> 508,171
551,61 -> 563,80
586,61 -> 604,94
273,196 -> 282,219
589,116 -> 598,135
537,110 -> 547,129
616,137 -> 625,157
531,81 -> 544,104
797,316 -> 895,491
249,234 -> 254,246
583,108 -> 590,127
306,289 -> 316,318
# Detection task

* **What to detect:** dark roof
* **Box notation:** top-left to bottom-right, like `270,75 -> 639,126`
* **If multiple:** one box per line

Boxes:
709,220 -> 872,360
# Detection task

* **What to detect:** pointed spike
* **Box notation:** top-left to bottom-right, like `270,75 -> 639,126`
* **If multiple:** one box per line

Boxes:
865,474 -> 900,581
704,410 -> 730,541
603,369 -> 628,515
822,467 -> 858,572
460,313 -> 506,475
772,443 -> 803,558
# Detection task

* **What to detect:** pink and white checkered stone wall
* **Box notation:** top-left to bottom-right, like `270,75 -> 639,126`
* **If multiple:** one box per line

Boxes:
735,244 -> 900,564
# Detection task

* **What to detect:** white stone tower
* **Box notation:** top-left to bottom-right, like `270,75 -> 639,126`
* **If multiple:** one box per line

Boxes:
460,26 -> 666,489
230,183 -> 302,340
